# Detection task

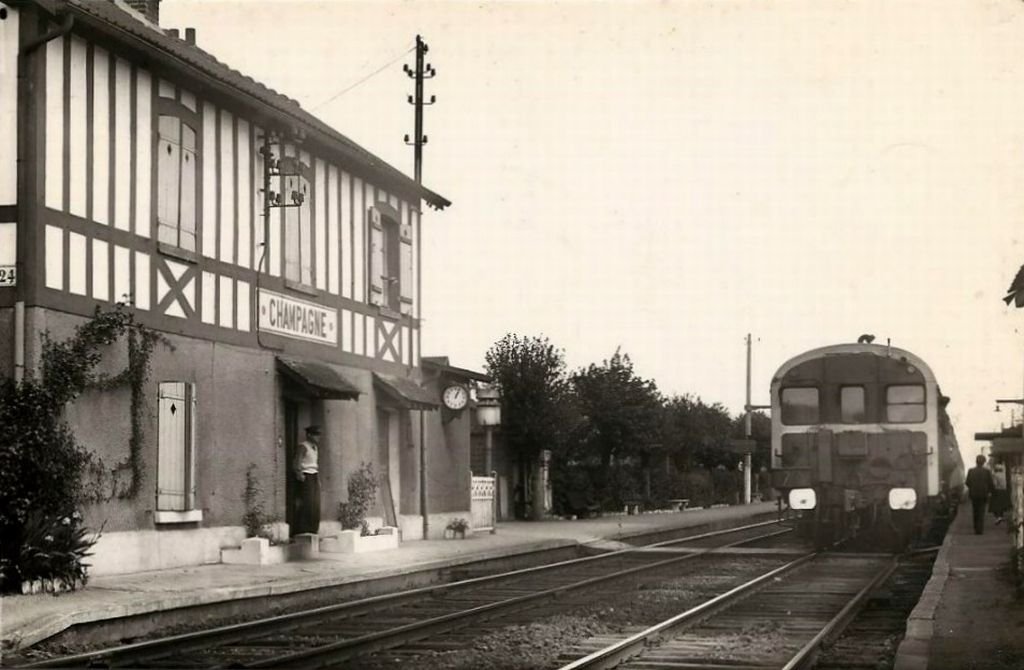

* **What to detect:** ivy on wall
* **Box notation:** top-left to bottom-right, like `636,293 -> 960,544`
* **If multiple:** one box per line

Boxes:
0,304 -> 164,593
40,303 -> 165,501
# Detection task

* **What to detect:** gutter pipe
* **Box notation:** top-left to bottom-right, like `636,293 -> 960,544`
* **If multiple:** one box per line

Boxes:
21,10 -> 73,54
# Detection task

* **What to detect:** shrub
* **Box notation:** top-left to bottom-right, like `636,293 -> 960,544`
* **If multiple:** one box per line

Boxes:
243,463 -> 270,539
0,378 -> 97,594
337,462 -> 379,537
0,305 -> 154,594
14,510 -> 99,591
598,464 -> 642,511
684,470 -> 714,508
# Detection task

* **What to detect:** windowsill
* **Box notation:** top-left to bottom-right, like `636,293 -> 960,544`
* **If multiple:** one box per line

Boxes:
154,509 -> 203,524
157,242 -> 199,264
284,279 -> 319,297
378,306 -> 402,321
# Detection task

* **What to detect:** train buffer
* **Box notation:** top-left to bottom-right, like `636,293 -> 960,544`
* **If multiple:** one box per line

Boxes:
668,498 -> 690,511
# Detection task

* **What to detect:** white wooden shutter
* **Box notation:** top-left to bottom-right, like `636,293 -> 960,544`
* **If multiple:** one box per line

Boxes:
157,382 -> 187,510
156,116 -> 179,245
399,221 -> 413,316
368,207 -> 384,305
187,382 -> 197,509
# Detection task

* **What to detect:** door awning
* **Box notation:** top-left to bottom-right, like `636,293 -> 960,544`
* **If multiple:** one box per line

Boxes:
373,373 -> 439,411
276,357 -> 361,400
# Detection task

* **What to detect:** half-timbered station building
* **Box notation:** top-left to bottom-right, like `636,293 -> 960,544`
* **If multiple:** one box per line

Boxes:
0,0 -> 493,575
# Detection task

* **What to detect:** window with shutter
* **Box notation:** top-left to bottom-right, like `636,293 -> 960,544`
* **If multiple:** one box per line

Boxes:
283,157 -> 313,286
157,381 -> 196,511
368,207 -> 385,306
368,206 -> 404,312
399,221 -> 413,315
155,81 -> 200,252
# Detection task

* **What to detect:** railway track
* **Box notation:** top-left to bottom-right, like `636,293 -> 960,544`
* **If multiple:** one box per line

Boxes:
813,552 -> 937,670
22,520 -> 793,669
556,552 -> 897,670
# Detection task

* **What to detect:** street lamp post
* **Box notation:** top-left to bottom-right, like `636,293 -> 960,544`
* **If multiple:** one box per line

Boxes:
476,385 -> 502,527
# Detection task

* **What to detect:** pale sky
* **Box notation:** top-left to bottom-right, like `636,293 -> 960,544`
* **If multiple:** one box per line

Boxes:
163,0 -> 1024,460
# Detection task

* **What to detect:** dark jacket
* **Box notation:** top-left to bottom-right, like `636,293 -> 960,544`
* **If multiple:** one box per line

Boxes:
965,466 -> 996,500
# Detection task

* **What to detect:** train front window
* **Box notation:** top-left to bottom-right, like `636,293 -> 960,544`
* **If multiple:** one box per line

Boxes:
886,385 -> 925,423
781,387 -> 819,424
840,386 -> 866,423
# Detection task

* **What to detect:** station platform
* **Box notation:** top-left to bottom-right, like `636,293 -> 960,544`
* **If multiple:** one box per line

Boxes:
895,502 -> 1024,670
0,502 -> 779,655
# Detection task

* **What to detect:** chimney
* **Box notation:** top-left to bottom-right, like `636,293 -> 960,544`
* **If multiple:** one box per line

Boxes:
122,0 -> 160,25
185,28 -> 196,45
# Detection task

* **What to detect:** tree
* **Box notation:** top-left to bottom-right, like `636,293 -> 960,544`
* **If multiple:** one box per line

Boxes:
484,334 -> 571,519
571,349 -> 660,466
731,410 -> 772,471
571,350 -> 662,499
661,394 -> 735,469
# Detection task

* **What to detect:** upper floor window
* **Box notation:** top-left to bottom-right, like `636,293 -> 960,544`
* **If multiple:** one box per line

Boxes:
282,155 -> 312,286
368,205 -> 413,315
840,386 -> 866,423
781,387 -> 819,425
156,81 -> 199,252
886,385 -> 925,423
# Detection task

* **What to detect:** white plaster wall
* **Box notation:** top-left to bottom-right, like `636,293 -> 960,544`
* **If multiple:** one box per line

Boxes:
88,525 -> 245,576
0,3 -> 19,207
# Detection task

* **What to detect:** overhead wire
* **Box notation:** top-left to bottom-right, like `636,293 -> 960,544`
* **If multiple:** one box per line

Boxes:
310,41 -> 416,112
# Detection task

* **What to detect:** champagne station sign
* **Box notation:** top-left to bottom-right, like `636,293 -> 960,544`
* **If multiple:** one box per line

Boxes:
257,289 -> 337,346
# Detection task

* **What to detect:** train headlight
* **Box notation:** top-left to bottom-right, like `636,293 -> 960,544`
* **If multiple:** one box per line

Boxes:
888,488 -> 918,511
788,488 -> 817,510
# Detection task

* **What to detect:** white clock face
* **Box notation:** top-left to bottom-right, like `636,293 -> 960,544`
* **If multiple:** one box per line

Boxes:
443,385 -> 468,411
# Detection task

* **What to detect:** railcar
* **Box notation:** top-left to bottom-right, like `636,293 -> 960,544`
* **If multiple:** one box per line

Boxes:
770,340 -> 965,549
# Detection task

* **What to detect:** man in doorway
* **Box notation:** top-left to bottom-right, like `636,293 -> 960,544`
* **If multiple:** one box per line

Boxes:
965,454 -> 996,535
293,425 -> 321,535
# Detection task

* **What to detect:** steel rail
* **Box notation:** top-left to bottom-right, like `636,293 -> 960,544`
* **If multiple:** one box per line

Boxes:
27,520 -> 788,669
781,555 -> 899,670
557,551 -> 819,670
243,527 -> 793,668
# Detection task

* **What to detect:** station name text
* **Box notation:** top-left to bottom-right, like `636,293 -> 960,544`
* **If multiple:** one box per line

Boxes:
257,290 -> 337,345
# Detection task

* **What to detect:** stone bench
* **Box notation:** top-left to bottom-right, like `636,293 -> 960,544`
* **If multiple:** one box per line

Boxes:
668,498 -> 690,511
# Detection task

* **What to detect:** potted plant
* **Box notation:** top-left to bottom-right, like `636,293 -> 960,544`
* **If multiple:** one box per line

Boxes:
445,517 -> 470,539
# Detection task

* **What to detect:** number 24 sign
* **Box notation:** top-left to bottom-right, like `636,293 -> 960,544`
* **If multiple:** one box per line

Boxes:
0,266 -> 15,287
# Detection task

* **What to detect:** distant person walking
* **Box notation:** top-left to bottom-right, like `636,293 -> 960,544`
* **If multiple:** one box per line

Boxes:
293,425 -> 321,535
990,459 -> 1010,526
965,454 -> 996,535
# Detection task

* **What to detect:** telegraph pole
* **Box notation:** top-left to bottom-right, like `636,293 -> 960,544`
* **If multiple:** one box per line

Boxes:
404,35 -> 436,184
744,333 -> 771,504
404,35 -> 436,540
744,334 -> 754,504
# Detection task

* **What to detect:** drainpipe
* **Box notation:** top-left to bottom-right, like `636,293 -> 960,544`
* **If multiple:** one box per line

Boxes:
13,301 -> 24,382
420,409 -> 427,540
15,9 -> 73,382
